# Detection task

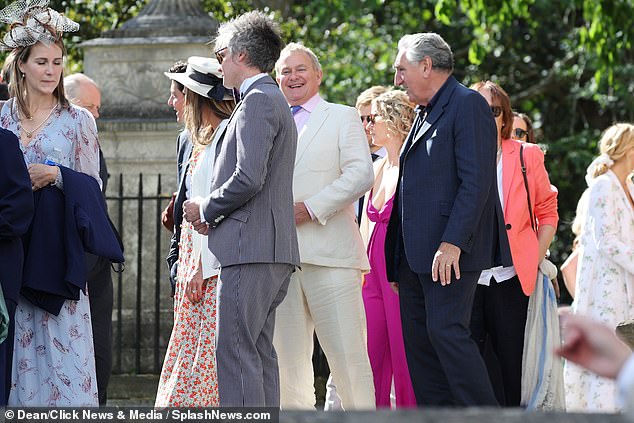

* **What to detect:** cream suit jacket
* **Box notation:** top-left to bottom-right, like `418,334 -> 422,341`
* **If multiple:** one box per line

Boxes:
293,98 -> 373,271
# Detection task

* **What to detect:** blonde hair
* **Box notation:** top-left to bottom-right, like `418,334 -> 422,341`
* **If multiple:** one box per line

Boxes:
371,90 -> 415,142
355,85 -> 390,110
592,123 -> 634,178
183,88 -> 235,147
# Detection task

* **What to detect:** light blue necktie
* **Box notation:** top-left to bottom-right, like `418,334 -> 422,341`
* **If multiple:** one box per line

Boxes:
290,105 -> 302,115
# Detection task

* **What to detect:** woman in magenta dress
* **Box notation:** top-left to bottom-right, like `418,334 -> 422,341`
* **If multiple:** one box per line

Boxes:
360,90 -> 416,408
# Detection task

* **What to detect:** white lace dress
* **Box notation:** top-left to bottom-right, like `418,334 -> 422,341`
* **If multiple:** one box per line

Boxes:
564,170 -> 634,412
0,100 -> 101,406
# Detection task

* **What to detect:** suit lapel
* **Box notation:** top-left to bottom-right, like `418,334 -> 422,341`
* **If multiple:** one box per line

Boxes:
502,139 -> 517,216
402,76 -> 457,158
295,99 -> 329,165
412,118 -> 433,147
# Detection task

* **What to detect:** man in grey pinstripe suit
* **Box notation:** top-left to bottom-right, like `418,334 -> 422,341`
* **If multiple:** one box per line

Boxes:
182,11 -> 300,407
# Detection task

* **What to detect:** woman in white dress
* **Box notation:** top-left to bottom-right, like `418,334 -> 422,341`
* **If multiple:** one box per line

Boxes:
0,1 -> 101,406
564,123 -> 634,412
155,57 -> 235,407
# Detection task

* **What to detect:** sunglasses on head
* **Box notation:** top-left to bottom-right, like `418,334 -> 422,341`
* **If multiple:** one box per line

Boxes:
490,106 -> 502,118
514,128 -> 528,139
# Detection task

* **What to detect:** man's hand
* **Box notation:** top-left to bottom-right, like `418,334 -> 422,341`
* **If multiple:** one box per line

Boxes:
431,242 -> 461,286
161,192 -> 177,232
556,313 -> 631,380
183,197 -> 209,235
294,202 -> 312,225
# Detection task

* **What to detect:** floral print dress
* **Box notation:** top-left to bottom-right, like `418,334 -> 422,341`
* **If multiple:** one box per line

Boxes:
565,170 -> 634,412
1,100 -> 101,406
155,147 -> 219,407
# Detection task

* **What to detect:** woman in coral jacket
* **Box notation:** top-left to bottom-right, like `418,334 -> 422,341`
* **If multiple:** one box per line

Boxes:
469,81 -> 558,407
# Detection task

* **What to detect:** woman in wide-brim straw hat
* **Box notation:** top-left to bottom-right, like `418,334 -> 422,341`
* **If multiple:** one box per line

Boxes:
0,0 -> 104,406
156,56 -> 235,407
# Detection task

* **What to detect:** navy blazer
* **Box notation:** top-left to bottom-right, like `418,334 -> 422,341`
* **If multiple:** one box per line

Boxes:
21,166 -> 124,315
0,129 -> 34,304
386,76 -> 511,279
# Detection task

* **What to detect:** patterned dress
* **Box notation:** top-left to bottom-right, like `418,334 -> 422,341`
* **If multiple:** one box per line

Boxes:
564,170 -> 634,412
1,100 -> 100,406
155,147 -> 219,407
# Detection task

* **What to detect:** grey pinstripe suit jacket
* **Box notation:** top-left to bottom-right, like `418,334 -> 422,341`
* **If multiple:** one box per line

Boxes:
201,75 -> 300,267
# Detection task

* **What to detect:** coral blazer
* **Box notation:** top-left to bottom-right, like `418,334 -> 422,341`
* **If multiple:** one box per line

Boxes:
501,138 -> 558,295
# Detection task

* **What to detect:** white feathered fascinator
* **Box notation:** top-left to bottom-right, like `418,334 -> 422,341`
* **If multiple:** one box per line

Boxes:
0,0 -> 79,49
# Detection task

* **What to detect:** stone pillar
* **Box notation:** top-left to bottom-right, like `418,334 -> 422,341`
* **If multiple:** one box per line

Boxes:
81,0 -> 219,179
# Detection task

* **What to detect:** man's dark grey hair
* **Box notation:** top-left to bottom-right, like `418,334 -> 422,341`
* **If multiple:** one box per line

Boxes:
398,33 -> 454,72
214,10 -> 284,74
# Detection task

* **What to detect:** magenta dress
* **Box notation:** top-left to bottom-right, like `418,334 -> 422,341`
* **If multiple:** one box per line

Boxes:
362,191 -> 416,408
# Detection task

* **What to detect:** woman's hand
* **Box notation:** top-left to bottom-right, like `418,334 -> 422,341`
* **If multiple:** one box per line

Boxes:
185,265 -> 206,304
28,163 -> 58,190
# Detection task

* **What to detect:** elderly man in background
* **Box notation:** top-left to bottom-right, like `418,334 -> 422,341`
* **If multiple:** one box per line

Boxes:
64,73 -> 114,406
273,42 -> 375,410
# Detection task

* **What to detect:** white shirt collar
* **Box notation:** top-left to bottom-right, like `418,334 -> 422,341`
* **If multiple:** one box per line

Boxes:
240,73 -> 268,98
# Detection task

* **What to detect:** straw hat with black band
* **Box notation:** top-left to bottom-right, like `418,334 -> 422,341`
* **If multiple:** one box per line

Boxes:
164,56 -> 233,101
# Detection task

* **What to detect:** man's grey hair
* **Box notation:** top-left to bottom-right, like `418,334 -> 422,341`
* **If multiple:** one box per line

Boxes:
64,73 -> 98,101
275,42 -> 322,75
214,10 -> 284,74
398,33 -> 454,72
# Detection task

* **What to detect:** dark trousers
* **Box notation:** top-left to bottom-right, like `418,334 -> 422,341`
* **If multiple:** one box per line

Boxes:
470,275 -> 529,407
87,255 -> 114,406
216,263 -> 293,407
0,299 -> 16,405
398,254 -> 498,406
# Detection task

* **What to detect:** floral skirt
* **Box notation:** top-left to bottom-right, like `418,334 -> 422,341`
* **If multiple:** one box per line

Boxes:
155,221 -> 219,407
9,292 -> 98,406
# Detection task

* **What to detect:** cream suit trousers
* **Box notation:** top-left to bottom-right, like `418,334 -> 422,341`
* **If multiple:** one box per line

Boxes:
273,263 -> 375,409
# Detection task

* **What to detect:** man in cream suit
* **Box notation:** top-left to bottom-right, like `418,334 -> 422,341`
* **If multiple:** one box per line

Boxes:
273,43 -> 375,410
183,11 -> 299,406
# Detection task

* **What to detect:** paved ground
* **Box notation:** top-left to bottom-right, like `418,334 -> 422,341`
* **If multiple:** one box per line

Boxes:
107,374 -> 328,407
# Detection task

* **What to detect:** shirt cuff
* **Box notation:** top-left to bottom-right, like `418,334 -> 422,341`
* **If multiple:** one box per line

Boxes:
199,203 -> 207,224
51,166 -> 63,190
617,353 -> 634,408
304,201 -> 316,221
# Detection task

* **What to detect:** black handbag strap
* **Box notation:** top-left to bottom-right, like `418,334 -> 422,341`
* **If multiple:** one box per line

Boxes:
519,144 -> 536,232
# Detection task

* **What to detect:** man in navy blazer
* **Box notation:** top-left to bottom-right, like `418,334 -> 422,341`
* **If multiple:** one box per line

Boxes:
385,33 -> 512,406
